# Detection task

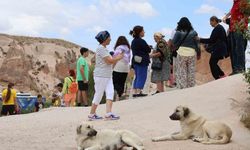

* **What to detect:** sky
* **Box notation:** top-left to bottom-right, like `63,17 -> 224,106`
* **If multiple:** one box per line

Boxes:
0,0 -> 233,51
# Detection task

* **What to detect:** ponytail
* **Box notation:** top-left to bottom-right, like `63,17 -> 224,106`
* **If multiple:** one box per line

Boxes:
129,30 -> 134,36
5,83 -> 14,102
210,16 -> 222,23
129,25 -> 143,38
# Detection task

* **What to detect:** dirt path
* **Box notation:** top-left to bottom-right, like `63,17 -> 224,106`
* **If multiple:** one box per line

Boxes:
0,74 -> 250,150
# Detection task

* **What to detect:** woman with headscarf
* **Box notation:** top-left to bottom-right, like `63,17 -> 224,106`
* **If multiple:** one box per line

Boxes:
1,82 -> 18,116
197,16 -> 228,79
150,32 -> 171,94
88,30 -> 124,121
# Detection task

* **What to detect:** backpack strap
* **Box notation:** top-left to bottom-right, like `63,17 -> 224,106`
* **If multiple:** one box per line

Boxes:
67,76 -> 73,82
176,30 -> 190,50
66,77 -> 74,94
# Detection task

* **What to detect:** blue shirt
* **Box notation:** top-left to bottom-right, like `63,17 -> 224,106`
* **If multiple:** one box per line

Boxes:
131,37 -> 151,66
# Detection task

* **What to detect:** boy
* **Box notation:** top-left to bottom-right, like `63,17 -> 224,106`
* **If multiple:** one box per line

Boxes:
34,94 -> 44,112
76,47 -> 89,106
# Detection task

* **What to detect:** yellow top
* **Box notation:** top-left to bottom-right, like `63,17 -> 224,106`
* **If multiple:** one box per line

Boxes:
177,46 -> 196,57
2,89 -> 17,105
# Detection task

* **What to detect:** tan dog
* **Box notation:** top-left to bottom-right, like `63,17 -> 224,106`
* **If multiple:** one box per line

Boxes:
76,123 -> 145,150
152,106 -> 232,144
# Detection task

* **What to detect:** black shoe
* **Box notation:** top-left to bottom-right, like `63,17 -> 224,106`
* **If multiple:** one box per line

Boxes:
132,94 -> 138,98
137,93 -> 147,97
152,91 -> 160,95
229,70 -> 244,76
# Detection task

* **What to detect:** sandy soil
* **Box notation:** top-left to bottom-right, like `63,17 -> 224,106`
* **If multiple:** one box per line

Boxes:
0,74 -> 250,150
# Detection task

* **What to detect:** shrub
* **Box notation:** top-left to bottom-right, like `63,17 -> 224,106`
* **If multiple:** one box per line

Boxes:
239,69 -> 250,129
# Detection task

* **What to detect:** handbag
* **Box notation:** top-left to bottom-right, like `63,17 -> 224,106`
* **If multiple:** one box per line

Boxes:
134,55 -> 142,63
151,58 -> 162,70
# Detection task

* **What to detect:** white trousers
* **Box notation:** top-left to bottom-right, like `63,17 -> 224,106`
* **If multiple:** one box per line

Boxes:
92,77 -> 114,105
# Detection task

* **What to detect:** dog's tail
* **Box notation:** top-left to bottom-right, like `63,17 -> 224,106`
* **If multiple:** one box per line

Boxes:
202,135 -> 231,144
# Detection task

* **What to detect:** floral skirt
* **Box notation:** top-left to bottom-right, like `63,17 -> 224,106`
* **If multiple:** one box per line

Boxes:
176,54 -> 196,89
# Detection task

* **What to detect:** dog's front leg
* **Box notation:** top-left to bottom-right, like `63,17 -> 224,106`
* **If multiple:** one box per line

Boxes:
171,132 -> 189,140
77,146 -> 82,150
121,147 -> 134,150
152,131 -> 187,142
152,134 -> 173,142
85,145 -> 102,150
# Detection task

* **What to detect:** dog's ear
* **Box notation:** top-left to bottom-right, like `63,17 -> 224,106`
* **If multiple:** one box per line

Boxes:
183,107 -> 190,117
76,125 -> 82,134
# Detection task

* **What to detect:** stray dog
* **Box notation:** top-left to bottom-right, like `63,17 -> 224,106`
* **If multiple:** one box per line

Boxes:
152,106 -> 232,144
76,123 -> 145,150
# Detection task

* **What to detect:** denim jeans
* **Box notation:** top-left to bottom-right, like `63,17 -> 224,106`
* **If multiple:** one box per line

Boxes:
230,32 -> 247,73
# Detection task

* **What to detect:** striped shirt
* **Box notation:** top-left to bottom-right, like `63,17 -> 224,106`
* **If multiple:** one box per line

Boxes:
94,45 -> 112,78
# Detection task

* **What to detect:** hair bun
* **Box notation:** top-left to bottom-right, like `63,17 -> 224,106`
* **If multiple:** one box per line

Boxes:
129,30 -> 134,36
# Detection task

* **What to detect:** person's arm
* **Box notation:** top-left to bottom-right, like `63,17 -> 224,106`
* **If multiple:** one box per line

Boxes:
150,51 -> 161,58
142,39 -> 151,53
223,12 -> 231,23
172,31 -> 181,49
103,53 -> 124,65
112,46 -> 123,67
13,91 -> 19,112
80,65 -> 86,82
193,35 -> 201,60
199,27 -> 218,44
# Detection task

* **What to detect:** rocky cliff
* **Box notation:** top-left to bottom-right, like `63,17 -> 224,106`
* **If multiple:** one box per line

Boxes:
0,34 -> 94,96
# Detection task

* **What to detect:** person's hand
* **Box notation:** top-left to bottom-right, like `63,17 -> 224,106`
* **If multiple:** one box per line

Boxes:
195,36 -> 200,41
116,53 -> 124,60
149,53 -> 154,58
222,16 -> 227,23
223,12 -> 230,22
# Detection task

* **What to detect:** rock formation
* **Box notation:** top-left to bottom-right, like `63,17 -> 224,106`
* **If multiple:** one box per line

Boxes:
0,33 -> 94,96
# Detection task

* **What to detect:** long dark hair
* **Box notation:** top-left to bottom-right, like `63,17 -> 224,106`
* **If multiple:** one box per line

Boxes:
129,25 -> 143,38
5,82 -> 14,102
176,17 -> 194,32
114,36 -> 130,50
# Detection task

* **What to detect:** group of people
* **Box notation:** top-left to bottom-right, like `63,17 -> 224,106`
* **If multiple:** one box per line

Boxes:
84,0 -> 248,121
1,0 -> 248,118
